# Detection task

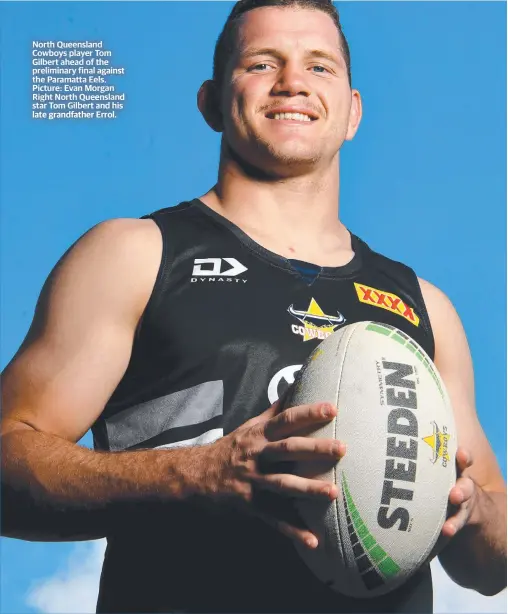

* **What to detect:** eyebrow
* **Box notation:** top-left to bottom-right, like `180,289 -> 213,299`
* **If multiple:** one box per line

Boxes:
241,47 -> 342,67
241,47 -> 284,60
306,49 -> 343,66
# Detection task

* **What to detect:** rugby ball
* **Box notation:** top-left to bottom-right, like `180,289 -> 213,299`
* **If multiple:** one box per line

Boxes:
282,320 -> 457,598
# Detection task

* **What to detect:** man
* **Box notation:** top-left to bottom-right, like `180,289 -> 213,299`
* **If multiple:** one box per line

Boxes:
1,0 -> 506,612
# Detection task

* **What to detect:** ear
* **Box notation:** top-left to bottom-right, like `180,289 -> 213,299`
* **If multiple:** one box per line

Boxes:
197,80 -> 224,132
345,88 -> 363,142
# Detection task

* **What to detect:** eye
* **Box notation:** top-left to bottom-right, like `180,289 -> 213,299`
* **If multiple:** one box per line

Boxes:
249,63 -> 272,72
311,65 -> 329,74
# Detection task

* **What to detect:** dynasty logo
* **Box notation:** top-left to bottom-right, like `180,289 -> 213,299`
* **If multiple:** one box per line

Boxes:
288,298 -> 346,342
190,258 -> 248,284
423,421 -> 451,468
354,283 -> 420,327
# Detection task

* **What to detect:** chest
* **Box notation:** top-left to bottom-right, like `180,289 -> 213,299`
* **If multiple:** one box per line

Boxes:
143,249 -> 431,377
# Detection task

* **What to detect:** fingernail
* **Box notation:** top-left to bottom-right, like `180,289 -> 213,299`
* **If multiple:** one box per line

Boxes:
322,404 -> 334,418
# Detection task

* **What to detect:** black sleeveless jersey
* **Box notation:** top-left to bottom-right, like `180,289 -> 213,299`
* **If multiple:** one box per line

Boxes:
93,199 -> 435,613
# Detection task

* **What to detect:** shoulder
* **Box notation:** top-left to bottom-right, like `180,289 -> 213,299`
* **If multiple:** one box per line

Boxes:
37,217 -> 163,327
354,241 -> 455,327
418,276 -> 451,305
67,217 -> 162,276
81,217 -> 161,249
417,277 -> 471,373
354,237 -> 434,337
417,277 -> 462,333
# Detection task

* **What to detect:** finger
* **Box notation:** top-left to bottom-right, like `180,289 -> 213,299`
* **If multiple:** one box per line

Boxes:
276,519 -> 320,549
261,437 -> 346,463
443,476 -> 475,537
442,504 -> 470,537
250,488 -> 320,549
257,472 -> 338,500
448,477 -> 475,506
456,448 -> 473,474
258,511 -> 319,549
264,403 -> 337,441
247,400 -> 281,427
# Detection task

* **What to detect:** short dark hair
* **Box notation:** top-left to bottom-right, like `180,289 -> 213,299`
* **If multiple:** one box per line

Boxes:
212,0 -> 352,88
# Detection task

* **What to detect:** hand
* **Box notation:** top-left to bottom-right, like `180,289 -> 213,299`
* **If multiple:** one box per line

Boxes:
202,401 -> 346,549
442,447 -> 478,538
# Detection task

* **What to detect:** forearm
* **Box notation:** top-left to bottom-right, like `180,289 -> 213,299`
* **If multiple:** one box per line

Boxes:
439,489 -> 507,596
1,428 -> 209,542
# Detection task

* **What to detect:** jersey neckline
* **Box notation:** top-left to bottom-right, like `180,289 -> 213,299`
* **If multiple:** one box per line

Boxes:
191,198 -> 364,279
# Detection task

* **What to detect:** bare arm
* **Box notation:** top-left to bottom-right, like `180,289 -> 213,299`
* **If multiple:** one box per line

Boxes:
1,218 -> 186,540
1,220 -> 343,543
419,278 -> 506,596
1,425 -> 221,541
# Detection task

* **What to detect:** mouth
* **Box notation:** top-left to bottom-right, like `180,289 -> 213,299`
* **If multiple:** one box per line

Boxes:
265,111 -> 318,122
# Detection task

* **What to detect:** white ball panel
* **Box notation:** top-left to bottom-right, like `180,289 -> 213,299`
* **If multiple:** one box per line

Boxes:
283,321 -> 457,598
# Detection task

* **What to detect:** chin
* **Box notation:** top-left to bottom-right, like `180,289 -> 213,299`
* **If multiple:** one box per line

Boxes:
253,139 -> 324,173
225,139 -> 322,178
266,145 -> 321,166
260,155 -> 322,178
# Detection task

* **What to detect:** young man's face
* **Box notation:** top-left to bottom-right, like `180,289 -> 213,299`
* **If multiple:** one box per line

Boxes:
219,6 -> 361,177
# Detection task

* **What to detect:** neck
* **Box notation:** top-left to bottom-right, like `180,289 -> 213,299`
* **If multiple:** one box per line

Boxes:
204,147 -> 341,226
198,147 -> 352,266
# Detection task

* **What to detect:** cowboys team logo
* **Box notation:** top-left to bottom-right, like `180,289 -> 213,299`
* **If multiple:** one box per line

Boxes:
423,421 -> 451,468
288,298 -> 346,342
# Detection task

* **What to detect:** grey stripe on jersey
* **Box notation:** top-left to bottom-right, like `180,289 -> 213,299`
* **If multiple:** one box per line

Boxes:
104,380 -> 224,451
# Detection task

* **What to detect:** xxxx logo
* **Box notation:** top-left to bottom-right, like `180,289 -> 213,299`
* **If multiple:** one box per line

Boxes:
354,283 -> 420,327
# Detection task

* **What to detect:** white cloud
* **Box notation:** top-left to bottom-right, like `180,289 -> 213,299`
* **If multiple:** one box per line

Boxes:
26,540 -> 106,614
431,558 -> 507,614
25,540 -> 506,613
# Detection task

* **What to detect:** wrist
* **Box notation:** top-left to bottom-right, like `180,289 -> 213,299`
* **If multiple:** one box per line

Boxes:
466,485 -> 506,529
158,443 -> 220,503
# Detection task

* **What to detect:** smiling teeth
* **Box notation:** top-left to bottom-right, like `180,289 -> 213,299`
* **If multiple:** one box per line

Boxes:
273,112 -> 312,121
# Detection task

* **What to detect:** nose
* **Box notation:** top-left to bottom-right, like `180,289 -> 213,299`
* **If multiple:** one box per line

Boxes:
271,62 -> 311,97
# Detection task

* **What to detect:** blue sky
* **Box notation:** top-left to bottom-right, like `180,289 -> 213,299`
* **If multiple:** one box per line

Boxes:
0,1 -> 506,613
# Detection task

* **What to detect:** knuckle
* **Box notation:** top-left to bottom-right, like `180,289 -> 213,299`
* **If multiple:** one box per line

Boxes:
231,432 -> 246,452
279,412 -> 291,428
315,480 -> 330,494
315,439 -> 326,455
308,404 -> 319,419
242,444 -> 259,462
280,438 -> 293,453
234,481 -> 253,503
275,475 -> 287,490
313,404 -> 326,420
234,430 -> 262,462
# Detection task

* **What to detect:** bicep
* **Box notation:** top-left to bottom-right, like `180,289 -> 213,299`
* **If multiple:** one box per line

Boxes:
419,278 -> 505,492
1,219 -> 162,443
